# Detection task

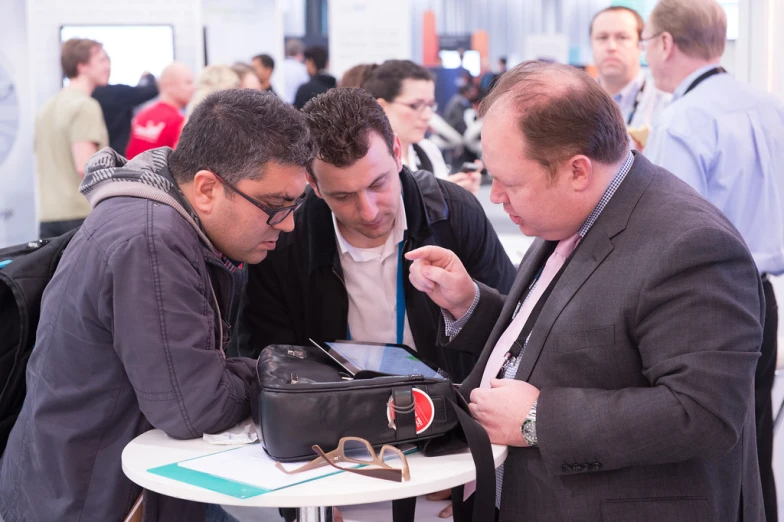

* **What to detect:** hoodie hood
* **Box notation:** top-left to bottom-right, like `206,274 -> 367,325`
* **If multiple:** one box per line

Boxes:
79,147 -> 214,249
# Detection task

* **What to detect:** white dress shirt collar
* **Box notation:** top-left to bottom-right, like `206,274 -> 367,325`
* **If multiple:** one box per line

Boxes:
332,195 -> 407,262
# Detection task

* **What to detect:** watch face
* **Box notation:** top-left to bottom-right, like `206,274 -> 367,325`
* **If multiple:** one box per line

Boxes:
0,53 -> 19,169
523,419 -> 537,446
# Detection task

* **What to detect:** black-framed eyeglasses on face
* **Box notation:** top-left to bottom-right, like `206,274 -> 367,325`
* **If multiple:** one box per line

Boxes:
212,172 -> 306,225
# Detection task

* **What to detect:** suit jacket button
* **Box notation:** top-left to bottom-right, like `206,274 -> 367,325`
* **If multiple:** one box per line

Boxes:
592,462 -> 603,471
562,464 -> 572,473
575,464 -> 587,472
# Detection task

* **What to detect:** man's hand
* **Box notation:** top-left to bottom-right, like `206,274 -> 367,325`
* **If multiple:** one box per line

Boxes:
426,489 -> 453,518
447,171 -> 481,195
405,246 -> 476,319
469,379 -> 540,446
447,160 -> 483,195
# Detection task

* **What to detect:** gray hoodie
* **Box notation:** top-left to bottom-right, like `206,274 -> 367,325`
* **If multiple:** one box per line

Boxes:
0,147 -> 256,522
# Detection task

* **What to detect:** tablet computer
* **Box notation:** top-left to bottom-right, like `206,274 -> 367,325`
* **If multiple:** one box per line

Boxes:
308,339 -> 443,379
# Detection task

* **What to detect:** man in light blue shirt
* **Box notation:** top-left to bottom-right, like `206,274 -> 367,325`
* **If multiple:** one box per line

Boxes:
644,1 -> 784,519
282,39 -> 310,105
590,6 -> 670,146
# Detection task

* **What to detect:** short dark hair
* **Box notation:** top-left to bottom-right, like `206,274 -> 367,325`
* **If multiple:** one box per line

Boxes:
479,61 -> 628,179
61,38 -> 102,79
362,60 -> 434,102
169,89 -> 313,186
253,54 -> 275,70
304,46 -> 328,71
301,88 -> 395,177
589,6 -> 644,40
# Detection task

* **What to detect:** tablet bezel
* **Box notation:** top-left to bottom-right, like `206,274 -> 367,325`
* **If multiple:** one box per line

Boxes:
320,340 -> 441,378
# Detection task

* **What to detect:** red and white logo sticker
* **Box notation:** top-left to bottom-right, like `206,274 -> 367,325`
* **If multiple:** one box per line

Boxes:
387,388 -> 435,434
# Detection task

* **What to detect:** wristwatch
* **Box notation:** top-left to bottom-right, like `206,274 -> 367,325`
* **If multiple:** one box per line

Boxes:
521,399 -> 538,447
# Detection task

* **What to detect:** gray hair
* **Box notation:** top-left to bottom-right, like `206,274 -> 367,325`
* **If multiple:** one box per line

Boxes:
285,39 -> 305,57
649,0 -> 727,60
169,89 -> 313,186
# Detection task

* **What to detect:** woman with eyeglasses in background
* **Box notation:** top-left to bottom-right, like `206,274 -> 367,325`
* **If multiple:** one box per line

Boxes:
362,60 -> 482,194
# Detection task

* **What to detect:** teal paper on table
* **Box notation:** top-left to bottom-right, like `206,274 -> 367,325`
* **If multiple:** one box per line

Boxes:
147,442 -> 417,499
148,462 -> 270,499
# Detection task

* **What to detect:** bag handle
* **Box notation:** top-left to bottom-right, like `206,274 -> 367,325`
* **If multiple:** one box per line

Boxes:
391,397 -> 496,522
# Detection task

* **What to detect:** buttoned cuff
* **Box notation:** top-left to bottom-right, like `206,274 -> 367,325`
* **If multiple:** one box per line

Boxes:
442,282 -> 480,337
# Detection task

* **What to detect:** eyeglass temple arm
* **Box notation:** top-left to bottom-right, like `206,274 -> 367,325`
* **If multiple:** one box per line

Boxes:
312,446 -> 404,482
275,448 -> 341,474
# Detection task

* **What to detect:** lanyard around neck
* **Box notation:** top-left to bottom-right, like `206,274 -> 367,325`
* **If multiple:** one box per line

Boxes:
347,240 -> 406,344
683,67 -> 726,96
626,78 -> 646,126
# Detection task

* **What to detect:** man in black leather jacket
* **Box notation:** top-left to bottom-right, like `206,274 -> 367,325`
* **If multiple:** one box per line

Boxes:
240,88 -> 514,383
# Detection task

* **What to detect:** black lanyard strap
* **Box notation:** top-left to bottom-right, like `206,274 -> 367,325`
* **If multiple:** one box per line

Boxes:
684,66 -> 726,96
627,78 -> 646,126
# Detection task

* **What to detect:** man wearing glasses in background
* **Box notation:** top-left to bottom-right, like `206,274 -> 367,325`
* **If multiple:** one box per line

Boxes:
644,1 -> 784,519
590,6 -> 670,150
0,89 -> 313,522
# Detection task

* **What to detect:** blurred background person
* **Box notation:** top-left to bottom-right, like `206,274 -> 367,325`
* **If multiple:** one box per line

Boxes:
293,45 -> 336,109
186,65 -> 240,118
125,62 -> 194,159
36,38 -> 110,238
231,62 -> 262,90
339,63 -> 377,88
251,53 -> 277,96
363,59 -> 481,194
479,56 -> 506,98
444,82 -> 478,135
282,38 -> 309,104
92,71 -> 158,156
590,5 -> 670,149
643,1 -> 784,518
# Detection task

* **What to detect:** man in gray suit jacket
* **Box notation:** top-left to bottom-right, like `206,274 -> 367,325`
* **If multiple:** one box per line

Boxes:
406,61 -> 765,521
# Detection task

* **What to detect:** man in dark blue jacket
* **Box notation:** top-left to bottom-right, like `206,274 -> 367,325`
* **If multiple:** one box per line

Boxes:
0,89 -> 313,522
241,88 -> 515,383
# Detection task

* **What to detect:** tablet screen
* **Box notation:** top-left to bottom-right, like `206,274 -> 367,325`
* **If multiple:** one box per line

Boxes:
324,342 -> 443,379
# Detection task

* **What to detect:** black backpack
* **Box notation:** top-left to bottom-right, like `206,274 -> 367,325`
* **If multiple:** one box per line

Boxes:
0,229 -> 78,454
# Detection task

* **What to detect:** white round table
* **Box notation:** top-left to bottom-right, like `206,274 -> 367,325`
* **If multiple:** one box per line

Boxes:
122,429 -> 507,521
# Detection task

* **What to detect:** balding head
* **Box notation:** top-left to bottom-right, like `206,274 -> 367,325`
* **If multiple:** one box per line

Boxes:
160,62 -> 194,109
479,61 -> 628,179
479,61 -> 630,241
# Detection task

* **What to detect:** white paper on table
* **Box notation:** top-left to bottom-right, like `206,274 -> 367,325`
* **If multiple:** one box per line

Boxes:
178,443 -> 359,491
178,442 -> 415,492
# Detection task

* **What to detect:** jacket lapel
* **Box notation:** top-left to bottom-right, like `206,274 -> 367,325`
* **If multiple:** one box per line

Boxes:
513,152 -> 655,382
512,230 -> 614,382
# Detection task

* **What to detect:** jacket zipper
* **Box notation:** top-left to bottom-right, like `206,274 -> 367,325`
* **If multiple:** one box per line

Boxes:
206,257 -> 239,351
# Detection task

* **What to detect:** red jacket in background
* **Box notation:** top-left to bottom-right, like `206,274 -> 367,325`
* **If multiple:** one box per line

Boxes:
125,102 -> 184,159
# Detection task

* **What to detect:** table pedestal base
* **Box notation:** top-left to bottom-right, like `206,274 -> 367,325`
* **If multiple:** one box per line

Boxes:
298,506 -> 333,522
